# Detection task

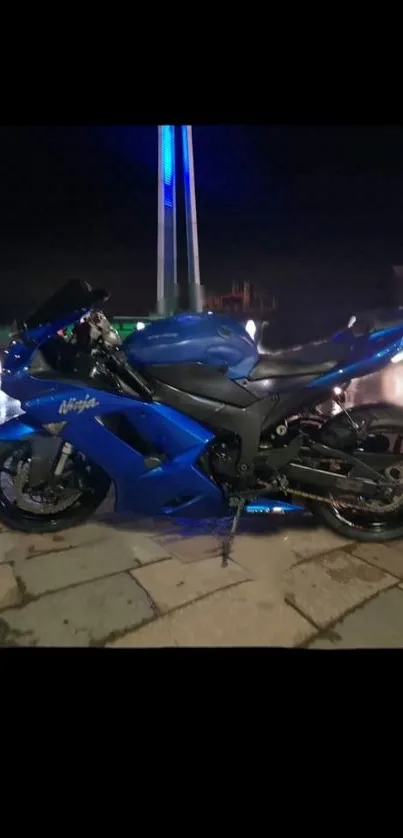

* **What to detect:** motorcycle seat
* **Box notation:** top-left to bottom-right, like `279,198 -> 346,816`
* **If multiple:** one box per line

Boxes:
249,339 -> 350,380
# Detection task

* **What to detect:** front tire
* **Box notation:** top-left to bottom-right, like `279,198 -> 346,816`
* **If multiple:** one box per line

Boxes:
311,403 -> 403,542
0,440 -> 111,534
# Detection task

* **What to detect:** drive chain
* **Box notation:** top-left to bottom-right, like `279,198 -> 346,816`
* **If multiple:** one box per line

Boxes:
288,486 -> 403,515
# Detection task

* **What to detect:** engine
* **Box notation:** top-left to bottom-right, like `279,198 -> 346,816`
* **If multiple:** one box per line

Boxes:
203,423 -> 298,487
202,411 -> 333,489
207,438 -> 240,482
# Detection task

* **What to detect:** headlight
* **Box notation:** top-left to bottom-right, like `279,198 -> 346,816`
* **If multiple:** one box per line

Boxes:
391,351 -> 403,364
245,320 -> 256,340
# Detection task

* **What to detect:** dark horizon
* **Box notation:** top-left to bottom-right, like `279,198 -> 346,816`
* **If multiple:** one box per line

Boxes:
1,125 -> 403,327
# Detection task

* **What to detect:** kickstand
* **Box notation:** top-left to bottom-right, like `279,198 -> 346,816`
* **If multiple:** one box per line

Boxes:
221,499 -> 245,568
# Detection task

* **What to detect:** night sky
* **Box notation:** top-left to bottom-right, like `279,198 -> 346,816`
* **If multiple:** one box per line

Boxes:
1,125 -> 403,332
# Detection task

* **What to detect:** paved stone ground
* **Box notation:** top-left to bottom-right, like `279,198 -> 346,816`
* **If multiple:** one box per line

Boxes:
2,356 -> 403,647
2,492 -> 403,646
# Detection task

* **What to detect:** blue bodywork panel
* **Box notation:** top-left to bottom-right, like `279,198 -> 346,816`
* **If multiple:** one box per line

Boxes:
123,312 -> 259,379
2,296 -> 403,522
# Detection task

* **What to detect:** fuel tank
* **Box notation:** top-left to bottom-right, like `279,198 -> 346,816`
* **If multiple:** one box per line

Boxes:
123,312 -> 259,379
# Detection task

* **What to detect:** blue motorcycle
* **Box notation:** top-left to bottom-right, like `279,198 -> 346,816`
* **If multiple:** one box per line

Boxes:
2,278 -> 403,561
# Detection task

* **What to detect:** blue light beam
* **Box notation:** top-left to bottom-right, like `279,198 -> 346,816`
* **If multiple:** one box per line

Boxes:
157,126 -> 177,315
162,125 -> 174,206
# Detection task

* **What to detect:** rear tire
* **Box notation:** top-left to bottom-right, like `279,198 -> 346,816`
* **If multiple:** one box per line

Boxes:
313,501 -> 403,542
311,403 -> 403,542
0,440 -> 111,534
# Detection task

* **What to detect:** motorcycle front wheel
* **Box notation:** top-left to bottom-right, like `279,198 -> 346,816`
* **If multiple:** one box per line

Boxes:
312,404 -> 403,542
0,439 -> 111,534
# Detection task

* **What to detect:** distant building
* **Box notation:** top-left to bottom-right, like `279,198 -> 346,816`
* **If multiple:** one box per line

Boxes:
205,281 -> 276,317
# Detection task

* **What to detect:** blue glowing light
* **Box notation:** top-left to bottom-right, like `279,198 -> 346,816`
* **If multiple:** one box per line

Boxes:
162,126 -> 173,185
245,500 -> 304,514
161,125 -> 175,207
182,125 -> 189,178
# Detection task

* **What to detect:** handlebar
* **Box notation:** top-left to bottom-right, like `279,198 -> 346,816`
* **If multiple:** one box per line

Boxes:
97,346 -> 154,401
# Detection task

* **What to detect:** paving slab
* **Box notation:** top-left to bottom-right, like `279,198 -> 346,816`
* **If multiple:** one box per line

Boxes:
278,525 -> 351,559
6,521 -> 113,563
16,540 -> 142,596
109,580 -> 313,647
351,542 -> 403,580
156,534 -> 220,563
103,514 -> 179,538
156,521 -> 351,562
232,532 -> 306,591
90,514 -> 182,556
125,533 -> 172,565
0,532 -> 21,564
130,556 -> 251,614
0,564 -> 21,611
284,550 -> 396,629
308,587 -> 403,648
0,573 -> 155,646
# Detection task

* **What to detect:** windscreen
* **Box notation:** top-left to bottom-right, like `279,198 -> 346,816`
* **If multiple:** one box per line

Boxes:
24,279 -> 108,330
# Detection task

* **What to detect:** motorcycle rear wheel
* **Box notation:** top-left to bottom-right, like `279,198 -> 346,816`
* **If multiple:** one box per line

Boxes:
312,404 -> 403,542
0,440 -> 111,534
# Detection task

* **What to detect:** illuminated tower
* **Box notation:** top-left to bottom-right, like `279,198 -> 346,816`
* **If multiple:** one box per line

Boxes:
157,126 -> 177,316
157,125 -> 203,316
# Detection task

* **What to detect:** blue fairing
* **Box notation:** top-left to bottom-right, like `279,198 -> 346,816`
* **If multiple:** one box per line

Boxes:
123,311 -> 403,392
0,416 -> 42,440
0,375 -> 226,518
3,291 -> 403,524
1,315 -> 229,517
308,326 -> 403,390
123,312 -> 259,379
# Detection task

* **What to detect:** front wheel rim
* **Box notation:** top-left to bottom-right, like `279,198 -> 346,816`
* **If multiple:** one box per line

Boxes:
0,447 -> 103,525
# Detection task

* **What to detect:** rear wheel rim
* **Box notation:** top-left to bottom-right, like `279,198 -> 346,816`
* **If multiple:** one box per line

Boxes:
329,501 -> 403,533
328,427 -> 403,533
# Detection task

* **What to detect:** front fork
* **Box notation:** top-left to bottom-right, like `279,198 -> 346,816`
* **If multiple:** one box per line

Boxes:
53,442 -> 74,477
27,437 -> 74,488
